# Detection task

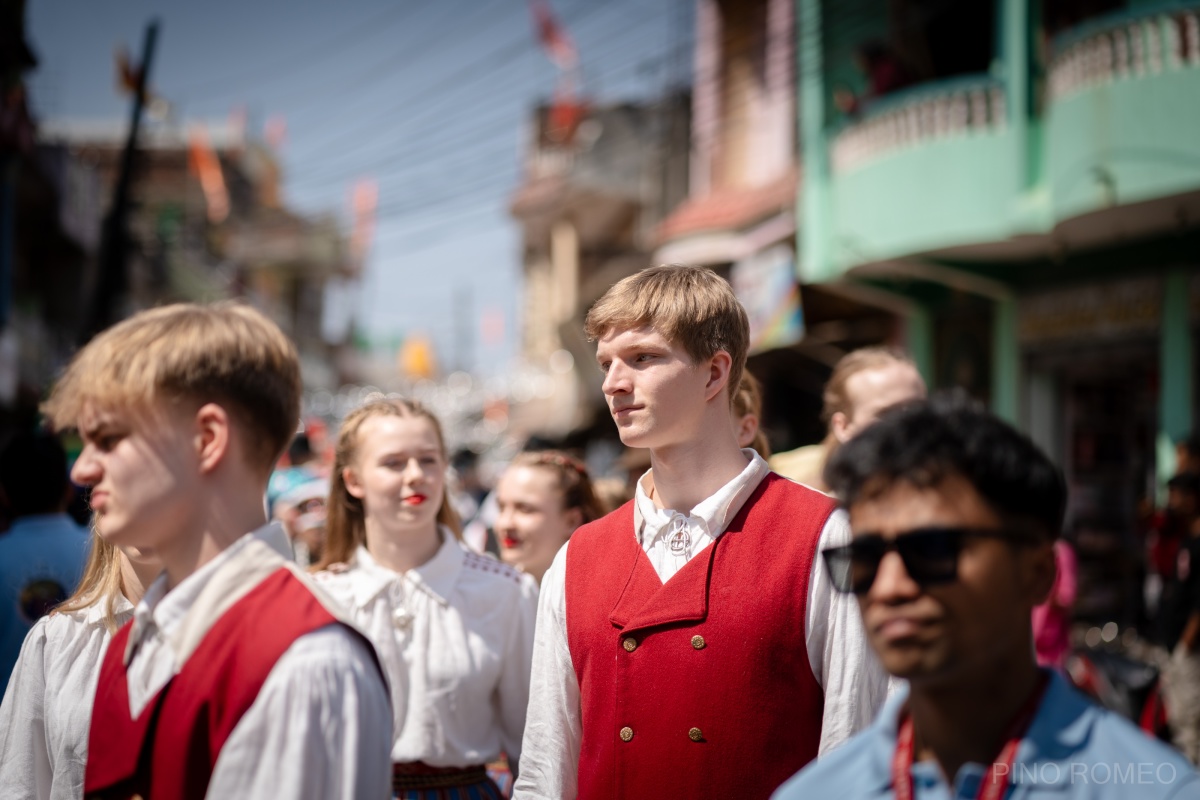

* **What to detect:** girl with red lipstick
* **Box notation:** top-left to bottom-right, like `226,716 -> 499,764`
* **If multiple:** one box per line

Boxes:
315,398 -> 539,800
495,451 -> 604,584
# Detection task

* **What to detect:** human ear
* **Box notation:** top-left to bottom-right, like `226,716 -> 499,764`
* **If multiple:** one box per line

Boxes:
194,403 -> 231,474
563,506 -> 584,533
736,413 -> 759,448
830,411 -> 851,443
342,465 -> 366,500
704,351 -> 733,403
1025,540 -> 1058,606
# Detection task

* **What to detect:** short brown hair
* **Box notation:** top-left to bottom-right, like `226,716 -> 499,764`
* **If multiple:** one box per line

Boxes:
509,450 -> 605,525
317,397 -> 462,570
584,265 -> 750,406
42,302 -> 301,473
732,371 -> 771,458
822,346 -> 919,427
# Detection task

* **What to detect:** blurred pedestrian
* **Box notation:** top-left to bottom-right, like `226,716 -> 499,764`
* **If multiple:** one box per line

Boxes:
42,303 -> 391,799
273,478 -> 329,568
1032,538 -> 1078,673
775,396 -> 1198,799
0,537 -> 159,799
514,266 -> 890,800
0,431 -> 90,693
266,432 -> 323,515
1160,472 -> 1200,763
733,370 -> 771,457
770,346 -> 925,492
495,450 -> 604,584
314,397 -> 538,799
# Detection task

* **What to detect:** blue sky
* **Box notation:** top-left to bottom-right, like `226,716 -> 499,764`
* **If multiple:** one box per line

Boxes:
26,0 -> 692,376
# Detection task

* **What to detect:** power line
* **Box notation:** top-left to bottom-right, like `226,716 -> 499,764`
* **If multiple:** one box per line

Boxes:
170,2 -> 421,98
282,0 -> 618,164
284,13 -> 684,191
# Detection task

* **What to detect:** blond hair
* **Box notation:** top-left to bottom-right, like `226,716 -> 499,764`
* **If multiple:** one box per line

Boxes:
55,533 -> 125,634
733,371 -> 771,458
317,398 -> 462,570
584,265 -> 749,407
42,302 -> 301,473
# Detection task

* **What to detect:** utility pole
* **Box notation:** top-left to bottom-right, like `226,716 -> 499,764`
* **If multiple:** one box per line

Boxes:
83,19 -> 159,343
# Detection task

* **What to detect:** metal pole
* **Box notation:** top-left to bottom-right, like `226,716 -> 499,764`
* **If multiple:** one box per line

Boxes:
83,19 -> 159,342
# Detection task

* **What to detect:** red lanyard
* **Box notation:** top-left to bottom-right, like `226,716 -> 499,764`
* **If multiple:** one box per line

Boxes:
892,673 -> 1049,800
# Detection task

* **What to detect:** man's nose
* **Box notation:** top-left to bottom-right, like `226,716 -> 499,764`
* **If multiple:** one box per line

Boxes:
868,550 -> 922,602
602,361 -> 630,395
71,447 -> 100,486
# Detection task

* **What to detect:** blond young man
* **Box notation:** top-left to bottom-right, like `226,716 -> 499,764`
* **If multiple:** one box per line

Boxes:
771,347 -> 926,492
42,303 -> 391,800
513,266 -> 891,800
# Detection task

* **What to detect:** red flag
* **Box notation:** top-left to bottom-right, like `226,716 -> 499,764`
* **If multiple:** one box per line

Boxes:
529,0 -> 577,69
187,125 -> 230,223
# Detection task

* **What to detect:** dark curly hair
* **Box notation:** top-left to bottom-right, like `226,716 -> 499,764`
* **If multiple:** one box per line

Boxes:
824,391 -> 1066,538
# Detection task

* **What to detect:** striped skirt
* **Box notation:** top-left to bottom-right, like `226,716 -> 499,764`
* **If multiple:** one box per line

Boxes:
392,762 -> 505,800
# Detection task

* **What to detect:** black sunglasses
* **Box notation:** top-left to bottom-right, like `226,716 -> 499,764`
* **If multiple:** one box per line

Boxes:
821,526 -> 1041,595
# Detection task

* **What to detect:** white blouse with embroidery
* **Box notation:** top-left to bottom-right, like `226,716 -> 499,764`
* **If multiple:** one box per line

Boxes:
0,597 -> 134,800
315,532 -> 539,769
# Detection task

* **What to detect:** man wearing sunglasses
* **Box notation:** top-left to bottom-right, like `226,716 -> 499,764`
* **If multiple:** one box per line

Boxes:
774,395 -> 1199,799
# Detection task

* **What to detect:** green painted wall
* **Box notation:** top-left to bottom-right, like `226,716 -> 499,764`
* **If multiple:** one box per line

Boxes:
1045,70 -> 1200,222
1159,268 -> 1195,485
825,133 -> 1020,278
801,1 -> 1200,282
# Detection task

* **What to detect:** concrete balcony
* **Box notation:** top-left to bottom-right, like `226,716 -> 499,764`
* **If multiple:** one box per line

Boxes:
1044,4 -> 1200,228
819,74 -> 1019,280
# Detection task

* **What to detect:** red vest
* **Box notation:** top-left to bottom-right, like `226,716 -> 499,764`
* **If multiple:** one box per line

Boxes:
565,473 -> 835,800
84,567 -> 361,800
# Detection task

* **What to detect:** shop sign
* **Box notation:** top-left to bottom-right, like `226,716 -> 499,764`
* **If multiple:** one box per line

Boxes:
730,244 -> 804,354
1018,277 -> 1161,344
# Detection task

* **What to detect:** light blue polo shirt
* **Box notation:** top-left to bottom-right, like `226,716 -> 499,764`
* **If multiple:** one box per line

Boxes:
0,514 -> 90,692
774,670 -> 1200,799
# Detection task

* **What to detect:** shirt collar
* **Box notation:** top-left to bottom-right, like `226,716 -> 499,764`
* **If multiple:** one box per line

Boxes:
80,592 -> 136,626
862,670 -> 1094,792
129,522 -> 290,654
349,526 -> 463,608
633,448 -> 769,542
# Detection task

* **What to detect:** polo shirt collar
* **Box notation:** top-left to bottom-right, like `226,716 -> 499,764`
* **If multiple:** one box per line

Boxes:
863,670 -> 1091,793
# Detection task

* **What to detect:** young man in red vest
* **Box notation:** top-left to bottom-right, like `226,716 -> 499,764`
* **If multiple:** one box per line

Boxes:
42,303 -> 392,800
513,265 -> 891,800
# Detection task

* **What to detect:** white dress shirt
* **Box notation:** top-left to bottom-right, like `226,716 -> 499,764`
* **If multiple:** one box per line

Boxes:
513,450 -> 893,800
123,523 -> 392,800
314,531 -> 539,768
0,597 -> 133,800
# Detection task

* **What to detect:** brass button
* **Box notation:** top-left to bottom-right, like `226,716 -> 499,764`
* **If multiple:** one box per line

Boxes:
688,727 -> 703,742
620,726 -> 634,742
622,637 -> 637,652
691,635 -> 706,650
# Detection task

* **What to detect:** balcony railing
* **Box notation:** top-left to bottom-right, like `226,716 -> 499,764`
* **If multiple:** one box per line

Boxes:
829,75 -> 1006,175
1047,3 -> 1200,103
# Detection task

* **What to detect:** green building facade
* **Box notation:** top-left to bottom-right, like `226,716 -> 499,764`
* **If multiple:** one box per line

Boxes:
797,0 -> 1200,624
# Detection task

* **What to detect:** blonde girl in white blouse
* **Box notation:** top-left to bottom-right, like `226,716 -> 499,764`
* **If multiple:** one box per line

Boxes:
313,398 -> 538,800
0,534 -> 159,800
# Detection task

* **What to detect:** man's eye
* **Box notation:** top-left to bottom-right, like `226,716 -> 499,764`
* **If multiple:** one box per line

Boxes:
635,353 -> 655,362
598,362 -> 611,374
